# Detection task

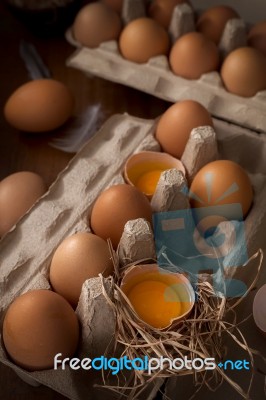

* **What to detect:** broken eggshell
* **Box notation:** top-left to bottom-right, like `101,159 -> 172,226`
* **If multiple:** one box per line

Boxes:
120,263 -> 195,330
124,151 -> 186,199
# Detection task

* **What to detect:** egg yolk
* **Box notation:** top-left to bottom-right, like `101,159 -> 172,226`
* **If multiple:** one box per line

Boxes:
135,170 -> 163,196
127,280 -> 182,328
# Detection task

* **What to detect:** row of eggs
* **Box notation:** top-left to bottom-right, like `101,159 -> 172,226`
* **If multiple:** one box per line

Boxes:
103,0 -> 266,54
0,100 -> 253,237
72,1 -> 266,97
76,0 -> 266,54
2,100 -> 258,374
2,262 -> 195,371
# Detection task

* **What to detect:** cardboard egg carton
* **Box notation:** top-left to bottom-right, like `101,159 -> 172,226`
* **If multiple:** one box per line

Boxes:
65,0 -> 266,133
0,113 -> 266,399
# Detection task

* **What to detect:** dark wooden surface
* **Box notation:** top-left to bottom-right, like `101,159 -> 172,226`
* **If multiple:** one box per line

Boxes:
0,2 -> 168,399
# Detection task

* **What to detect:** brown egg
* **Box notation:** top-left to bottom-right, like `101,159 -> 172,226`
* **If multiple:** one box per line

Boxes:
90,184 -> 153,249
169,32 -> 220,79
190,160 -> 253,219
196,6 -> 239,44
2,290 -> 79,371
4,79 -> 74,132
248,21 -> 266,57
0,171 -> 47,237
148,0 -> 191,29
119,17 -> 170,63
155,100 -> 213,158
102,0 -> 123,13
221,47 -> 266,97
73,2 -> 122,48
50,232 -> 113,307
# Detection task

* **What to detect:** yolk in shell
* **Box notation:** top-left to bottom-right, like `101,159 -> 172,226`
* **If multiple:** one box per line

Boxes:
127,280 -> 182,328
135,170 -> 163,196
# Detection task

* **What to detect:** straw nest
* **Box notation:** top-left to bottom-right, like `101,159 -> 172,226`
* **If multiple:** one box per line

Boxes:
99,245 -> 265,400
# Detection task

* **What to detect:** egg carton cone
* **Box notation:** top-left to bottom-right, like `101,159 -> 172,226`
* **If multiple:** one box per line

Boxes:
219,18 -> 247,59
65,3 -> 266,133
169,3 -> 195,43
117,121 -> 266,288
181,125 -> 218,183
0,114 -> 266,399
151,169 -> 190,213
121,0 -> 146,25
118,218 -> 156,266
76,277 -> 116,360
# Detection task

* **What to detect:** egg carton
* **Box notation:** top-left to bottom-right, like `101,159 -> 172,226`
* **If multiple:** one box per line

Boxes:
65,0 -> 266,134
0,113 -> 266,400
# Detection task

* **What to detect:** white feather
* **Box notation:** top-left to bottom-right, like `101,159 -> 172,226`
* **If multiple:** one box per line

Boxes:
19,40 -> 103,153
49,104 -> 104,153
20,40 -> 51,80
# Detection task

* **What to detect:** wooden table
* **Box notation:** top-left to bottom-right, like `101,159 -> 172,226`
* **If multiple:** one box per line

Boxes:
0,2 -> 168,399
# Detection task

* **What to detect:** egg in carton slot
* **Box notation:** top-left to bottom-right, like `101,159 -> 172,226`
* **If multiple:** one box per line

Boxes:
0,113 -> 266,399
66,0 -> 266,133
